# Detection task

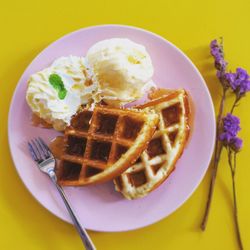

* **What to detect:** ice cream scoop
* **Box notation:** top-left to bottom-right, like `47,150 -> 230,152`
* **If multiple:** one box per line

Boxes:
26,56 -> 97,131
86,38 -> 154,106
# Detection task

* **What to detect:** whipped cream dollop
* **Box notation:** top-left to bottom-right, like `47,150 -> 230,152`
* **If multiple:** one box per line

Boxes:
86,38 -> 155,106
26,56 -> 97,131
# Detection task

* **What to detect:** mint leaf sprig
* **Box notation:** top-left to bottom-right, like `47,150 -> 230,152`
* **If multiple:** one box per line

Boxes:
49,73 -> 67,100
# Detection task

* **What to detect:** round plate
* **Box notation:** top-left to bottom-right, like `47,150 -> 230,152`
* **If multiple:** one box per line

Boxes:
8,25 -> 215,232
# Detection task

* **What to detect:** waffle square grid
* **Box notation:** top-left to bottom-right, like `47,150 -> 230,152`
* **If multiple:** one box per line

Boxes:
56,106 -> 159,185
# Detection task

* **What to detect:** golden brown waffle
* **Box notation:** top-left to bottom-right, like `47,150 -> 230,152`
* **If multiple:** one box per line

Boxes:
114,89 -> 190,199
56,106 -> 159,185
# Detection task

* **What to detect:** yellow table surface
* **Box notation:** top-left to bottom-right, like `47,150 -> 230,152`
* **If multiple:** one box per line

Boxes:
1,0 -> 250,249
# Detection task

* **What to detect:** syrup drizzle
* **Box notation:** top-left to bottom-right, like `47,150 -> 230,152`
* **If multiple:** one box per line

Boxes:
149,88 -> 195,146
31,113 -> 53,128
148,88 -> 175,100
49,136 -> 65,160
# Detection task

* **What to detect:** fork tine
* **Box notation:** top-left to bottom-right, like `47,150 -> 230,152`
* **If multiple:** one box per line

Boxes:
38,137 -> 52,157
28,142 -> 39,162
38,137 -> 50,151
31,139 -> 43,161
35,138 -> 49,159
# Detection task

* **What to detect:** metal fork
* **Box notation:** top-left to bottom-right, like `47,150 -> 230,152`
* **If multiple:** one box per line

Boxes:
27,137 -> 96,250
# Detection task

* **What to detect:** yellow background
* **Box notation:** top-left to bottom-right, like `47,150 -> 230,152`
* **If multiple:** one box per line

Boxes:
0,0 -> 250,249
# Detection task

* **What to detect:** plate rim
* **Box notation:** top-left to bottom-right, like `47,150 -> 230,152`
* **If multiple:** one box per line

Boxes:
8,24 -> 216,232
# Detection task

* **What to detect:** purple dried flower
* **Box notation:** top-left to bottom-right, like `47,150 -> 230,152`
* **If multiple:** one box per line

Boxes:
230,137 -> 243,151
225,67 -> 250,95
219,132 -> 233,143
219,114 -> 242,151
210,39 -> 227,72
237,68 -> 249,81
219,113 -> 241,143
223,113 -> 240,136
224,72 -> 236,85
204,39 -> 245,248
210,40 -> 222,58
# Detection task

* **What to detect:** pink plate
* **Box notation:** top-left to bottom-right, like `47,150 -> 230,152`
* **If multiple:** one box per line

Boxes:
8,25 -> 215,232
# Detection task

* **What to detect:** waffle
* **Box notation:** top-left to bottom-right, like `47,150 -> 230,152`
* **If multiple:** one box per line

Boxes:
56,106 -> 159,185
114,89 -> 190,199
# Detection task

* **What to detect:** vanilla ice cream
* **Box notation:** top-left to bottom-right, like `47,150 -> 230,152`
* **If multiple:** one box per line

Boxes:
26,56 -> 97,131
86,38 -> 154,105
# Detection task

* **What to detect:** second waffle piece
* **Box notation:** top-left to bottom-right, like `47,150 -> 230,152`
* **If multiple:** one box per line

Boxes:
56,106 -> 159,185
114,89 -> 190,199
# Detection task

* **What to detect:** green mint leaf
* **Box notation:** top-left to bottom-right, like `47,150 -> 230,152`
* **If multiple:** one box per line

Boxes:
58,88 -> 67,100
49,74 -> 63,90
49,73 -> 67,99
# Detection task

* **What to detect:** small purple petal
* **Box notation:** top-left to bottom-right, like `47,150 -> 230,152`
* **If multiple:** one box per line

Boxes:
225,67 -> 250,95
225,73 -> 236,83
219,114 -> 241,146
236,68 -> 248,81
210,39 -> 227,72
219,132 -> 233,143
211,48 -> 220,57
210,40 -> 218,48
230,137 -> 243,151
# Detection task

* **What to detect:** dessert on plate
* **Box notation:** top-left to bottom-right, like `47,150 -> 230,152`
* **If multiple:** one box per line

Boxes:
86,38 -> 155,106
26,38 -> 192,199
114,89 -> 190,199
26,38 -> 155,131
26,56 -> 96,131
56,106 -> 158,185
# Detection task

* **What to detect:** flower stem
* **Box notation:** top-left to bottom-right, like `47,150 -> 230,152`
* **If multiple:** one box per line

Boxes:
201,88 -> 227,230
228,150 -> 244,250
231,96 -> 240,114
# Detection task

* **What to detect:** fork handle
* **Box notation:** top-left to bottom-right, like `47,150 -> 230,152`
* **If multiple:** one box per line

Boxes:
48,170 -> 96,250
